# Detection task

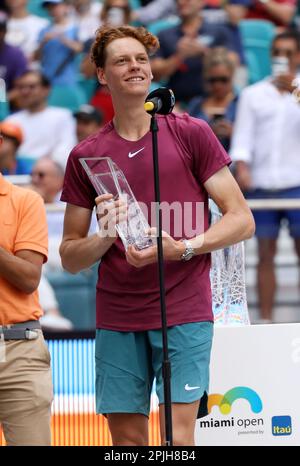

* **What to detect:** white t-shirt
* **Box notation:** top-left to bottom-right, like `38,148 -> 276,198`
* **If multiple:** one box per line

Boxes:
6,106 -> 77,167
6,15 -> 50,58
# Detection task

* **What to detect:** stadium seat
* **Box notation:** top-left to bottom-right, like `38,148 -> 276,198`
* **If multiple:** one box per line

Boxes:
48,84 -> 88,112
46,266 -> 98,330
0,101 -> 9,121
239,19 -> 276,84
147,16 -> 180,36
27,0 -> 50,19
15,156 -> 36,175
129,0 -> 141,9
78,76 -> 98,102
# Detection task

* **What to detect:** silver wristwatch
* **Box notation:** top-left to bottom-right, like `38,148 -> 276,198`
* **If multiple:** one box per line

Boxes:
180,239 -> 195,261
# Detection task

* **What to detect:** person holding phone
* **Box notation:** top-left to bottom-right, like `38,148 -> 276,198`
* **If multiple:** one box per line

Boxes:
188,47 -> 239,151
231,30 -> 300,324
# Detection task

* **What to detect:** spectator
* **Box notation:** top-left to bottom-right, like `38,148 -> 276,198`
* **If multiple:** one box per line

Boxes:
231,30 -> 300,323
188,47 -> 238,151
0,10 -> 27,103
80,0 -> 133,123
5,70 -> 77,167
74,103 -> 104,142
29,157 -> 73,331
71,0 -> 103,42
30,156 -> 65,203
246,0 -> 297,28
5,0 -> 50,62
0,156 -> 52,446
201,0 -> 251,74
100,0 -> 132,26
0,121 -> 23,174
150,0 -> 238,106
131,0 -> 177,27
34,0 -> 83,85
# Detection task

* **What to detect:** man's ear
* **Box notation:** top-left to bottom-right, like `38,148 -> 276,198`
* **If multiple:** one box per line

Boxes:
97,68 -> 107,86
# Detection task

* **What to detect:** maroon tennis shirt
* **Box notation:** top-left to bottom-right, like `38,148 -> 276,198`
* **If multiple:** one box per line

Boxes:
61,113 -> 231,331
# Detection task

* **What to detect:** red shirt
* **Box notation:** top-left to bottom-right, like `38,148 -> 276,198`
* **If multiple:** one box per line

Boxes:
246,0 -> 296,26
61,113 -> 231,331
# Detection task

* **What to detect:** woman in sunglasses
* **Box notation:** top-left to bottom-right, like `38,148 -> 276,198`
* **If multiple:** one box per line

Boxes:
187,47 -> 238,151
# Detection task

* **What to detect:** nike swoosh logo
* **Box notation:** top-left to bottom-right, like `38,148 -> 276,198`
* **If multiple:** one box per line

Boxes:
184,384 -> 200,391
128,147 -> 145,158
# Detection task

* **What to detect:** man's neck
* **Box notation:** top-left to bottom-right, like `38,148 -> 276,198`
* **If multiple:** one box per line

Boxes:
112,101 -> 152,141
181,15 -> 203,35
0,157 -> 16,174
11,8 -> 28,19
27,102 -> 48,114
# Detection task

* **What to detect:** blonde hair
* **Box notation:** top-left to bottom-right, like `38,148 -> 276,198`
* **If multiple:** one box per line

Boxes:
203,47 -> 235,79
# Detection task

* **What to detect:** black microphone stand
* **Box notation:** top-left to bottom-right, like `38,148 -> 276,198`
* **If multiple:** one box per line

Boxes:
150,114 -> 173,446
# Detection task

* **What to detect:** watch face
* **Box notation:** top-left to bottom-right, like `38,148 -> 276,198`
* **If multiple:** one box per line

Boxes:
182,250 -> 194,261
181,240 -> 194,261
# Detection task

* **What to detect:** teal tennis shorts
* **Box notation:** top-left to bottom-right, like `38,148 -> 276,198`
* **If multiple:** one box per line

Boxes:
95,321 -> 213,417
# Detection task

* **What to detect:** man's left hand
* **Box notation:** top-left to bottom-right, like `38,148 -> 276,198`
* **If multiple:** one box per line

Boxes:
125,229 -> 185,268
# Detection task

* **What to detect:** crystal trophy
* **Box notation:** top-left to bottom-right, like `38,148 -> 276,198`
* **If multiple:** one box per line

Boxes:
80,157 -> 154,250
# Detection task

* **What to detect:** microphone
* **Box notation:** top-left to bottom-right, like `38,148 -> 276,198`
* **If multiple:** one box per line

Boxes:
144,87 -> 175,115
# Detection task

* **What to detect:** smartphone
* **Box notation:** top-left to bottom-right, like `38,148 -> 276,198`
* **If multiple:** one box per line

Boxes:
212,113 -> 225,123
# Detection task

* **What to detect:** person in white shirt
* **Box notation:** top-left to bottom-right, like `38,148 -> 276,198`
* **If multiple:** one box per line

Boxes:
230,30 -> 300,324
5,70 -> 77,168
71,0 -> 103,42
5,0 -> 50,62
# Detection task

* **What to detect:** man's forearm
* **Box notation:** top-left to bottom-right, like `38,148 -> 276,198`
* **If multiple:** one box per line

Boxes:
151,55 -> 183,81
190,209 -> 255,255
262,2 -> 295,25
60,233 -> 115,274
0,248 -> 41,294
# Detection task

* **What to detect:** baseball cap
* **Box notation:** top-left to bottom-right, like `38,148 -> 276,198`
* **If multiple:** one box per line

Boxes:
74,105 -> 103,124
0,121 -> 24,146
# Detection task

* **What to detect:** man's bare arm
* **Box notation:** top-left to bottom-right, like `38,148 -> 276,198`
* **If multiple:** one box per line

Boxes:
0,248 -> 44,294
191,166 -> 255,254
60,196 -> 127,274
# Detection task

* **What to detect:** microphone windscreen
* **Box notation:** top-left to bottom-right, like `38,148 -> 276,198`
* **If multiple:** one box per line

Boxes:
145,88 -> 175,115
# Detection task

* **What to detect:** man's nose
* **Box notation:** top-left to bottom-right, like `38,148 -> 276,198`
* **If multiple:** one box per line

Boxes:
129,58 -> 140,69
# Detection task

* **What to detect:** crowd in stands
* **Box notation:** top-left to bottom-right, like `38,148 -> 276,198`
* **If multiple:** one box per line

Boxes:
1,0 -> 300,328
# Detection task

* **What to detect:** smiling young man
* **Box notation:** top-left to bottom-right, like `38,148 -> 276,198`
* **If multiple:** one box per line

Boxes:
59,25 -> 254,446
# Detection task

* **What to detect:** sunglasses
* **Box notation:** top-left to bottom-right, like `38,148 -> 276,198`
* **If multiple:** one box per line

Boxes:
272,48 -> 295,58
207,76 -> 230,84
16,83 -> 41,91
31,171 -> 47,179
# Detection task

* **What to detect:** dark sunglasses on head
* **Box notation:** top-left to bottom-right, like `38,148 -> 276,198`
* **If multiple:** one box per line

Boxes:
207,76 -> 230,84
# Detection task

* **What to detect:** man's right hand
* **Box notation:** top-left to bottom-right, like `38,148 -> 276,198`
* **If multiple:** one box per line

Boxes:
95,194 -> 128,241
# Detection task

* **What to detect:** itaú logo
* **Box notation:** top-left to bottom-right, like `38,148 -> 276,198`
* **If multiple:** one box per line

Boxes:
208,387 -> 263,415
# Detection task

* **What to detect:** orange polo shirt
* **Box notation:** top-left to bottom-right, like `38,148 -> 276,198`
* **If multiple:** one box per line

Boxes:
0,174 -> 48,325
